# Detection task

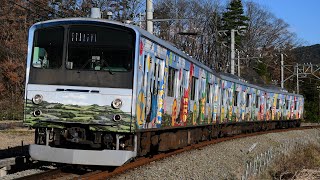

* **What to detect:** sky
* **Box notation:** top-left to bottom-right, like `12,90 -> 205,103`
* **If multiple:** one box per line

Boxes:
245,0 -> 320,46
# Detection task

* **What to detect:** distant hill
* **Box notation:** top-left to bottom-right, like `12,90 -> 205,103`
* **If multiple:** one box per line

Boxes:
293,44 -> 320,64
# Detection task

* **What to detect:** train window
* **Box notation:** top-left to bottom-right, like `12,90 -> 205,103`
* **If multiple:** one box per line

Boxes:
220,87 -> 223,104
276,99 -> 280,109
143,55 -> 147,87
180,69 -> 189,95
221,89 -> 224,105
286,100 -> 289,109
295,101 -> 298,110
208,84 -> 213,104
234,91 -> 239,106
246,94 -> 250,107
152,59 -> 161,94
167,67 -> 176,97
256,95 -> 259,108
32,27 -> 64,69
67,25 -> 134,72
190,76 -> 197,101
206,83 -> 210,103
199,78 -> 205,100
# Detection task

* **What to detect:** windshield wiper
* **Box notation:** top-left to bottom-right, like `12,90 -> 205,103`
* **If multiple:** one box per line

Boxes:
101,59 -> 114,75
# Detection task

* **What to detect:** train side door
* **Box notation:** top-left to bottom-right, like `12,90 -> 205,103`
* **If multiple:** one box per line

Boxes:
143,53 -> 164,128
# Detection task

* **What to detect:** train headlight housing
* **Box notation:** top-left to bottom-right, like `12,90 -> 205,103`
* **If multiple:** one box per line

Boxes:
113,114 -> 122,122
33,109 -> 42,116
111,98 -> 123,109
32,94 -> 43,105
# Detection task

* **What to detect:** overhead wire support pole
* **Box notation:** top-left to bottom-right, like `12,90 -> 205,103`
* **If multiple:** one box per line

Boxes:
237,50 -> 240,77
296,64 -> 299,94
281,53 -> 284,89
146,0 -> 153,34
230,29 -> 235,75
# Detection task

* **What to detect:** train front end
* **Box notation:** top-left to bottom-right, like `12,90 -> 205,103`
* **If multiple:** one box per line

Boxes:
24,19 -> 138,166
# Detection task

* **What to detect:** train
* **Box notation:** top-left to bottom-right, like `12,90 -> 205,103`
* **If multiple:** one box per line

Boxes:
24,17 -> 304,166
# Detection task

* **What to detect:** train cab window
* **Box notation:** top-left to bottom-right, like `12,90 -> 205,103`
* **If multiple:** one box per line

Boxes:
234,91 -> 239,106
67,25 -> 134,72
256,95 -> 259,108
190,76 -> 197,101
32,27 -> 64,69
246,93 -> 250,107
276,99 -> 280,109
167,67 -> 176,97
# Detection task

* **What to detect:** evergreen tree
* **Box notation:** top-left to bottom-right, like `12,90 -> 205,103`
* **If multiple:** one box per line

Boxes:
221,0 -> 248,30
221,0 -> 249,43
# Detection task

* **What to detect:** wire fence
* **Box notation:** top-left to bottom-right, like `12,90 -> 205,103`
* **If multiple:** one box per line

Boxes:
241,130 -> 320,180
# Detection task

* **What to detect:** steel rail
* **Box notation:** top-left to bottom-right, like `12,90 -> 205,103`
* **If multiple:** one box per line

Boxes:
77,125 -> 320,180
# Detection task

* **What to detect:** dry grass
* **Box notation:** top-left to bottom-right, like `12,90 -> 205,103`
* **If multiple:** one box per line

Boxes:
266,144 -> 320,180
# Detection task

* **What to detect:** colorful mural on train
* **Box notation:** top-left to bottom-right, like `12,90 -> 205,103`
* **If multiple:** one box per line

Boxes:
135,37 -> 304,129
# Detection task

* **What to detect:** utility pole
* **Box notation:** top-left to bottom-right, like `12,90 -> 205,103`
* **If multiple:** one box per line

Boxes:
281,53 -> 284,89
146,0 -> 153,34
237,50 -> 240,77
296,64 -> 299,94
230,29 -> 235,75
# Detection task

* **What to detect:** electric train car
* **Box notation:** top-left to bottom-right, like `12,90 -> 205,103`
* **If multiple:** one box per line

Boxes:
24,18 -> 304,166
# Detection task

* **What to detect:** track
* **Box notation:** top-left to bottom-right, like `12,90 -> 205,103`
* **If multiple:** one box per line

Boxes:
15,166 -> 97,180
18,125 -> 320,180
78,125 -> 320,180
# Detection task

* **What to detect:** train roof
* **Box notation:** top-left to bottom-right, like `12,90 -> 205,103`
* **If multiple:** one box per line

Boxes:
219,73 -> 302,97
31,18 -> 302,98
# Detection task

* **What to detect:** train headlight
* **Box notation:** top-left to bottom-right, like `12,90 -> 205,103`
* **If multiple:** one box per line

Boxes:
113,114 -> 122,122
32,94 -> 43,105
111,98 -> 123,109
33,109 -> 42,116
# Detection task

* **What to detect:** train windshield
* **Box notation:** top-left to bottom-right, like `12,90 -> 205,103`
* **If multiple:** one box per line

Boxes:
32,27 -> 64,69
29,24 -> 135,89
66,25 -> 133,72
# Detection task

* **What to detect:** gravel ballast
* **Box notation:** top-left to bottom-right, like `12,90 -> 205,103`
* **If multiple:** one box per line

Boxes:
112,129 -> 320,180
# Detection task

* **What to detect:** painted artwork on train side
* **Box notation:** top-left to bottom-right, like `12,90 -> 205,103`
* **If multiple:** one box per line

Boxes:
135,37 -> 304,130
136,37 -> 221,129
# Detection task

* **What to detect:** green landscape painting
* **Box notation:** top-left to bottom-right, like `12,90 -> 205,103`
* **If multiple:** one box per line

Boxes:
24,99 -> 134,132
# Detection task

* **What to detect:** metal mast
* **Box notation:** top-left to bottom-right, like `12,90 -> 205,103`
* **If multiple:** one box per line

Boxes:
146,0 -> 153,34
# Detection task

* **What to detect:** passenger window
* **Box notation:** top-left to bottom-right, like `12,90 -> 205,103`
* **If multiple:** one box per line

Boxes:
256,95 -> 259,108
276,99 -> 280,109
286,100 -> 289,109
190,76 -> 197,101
246,94 -> 250,107
234,91 -> 239,106
207,84 -> 213,104
167,67 -> 176,97
180,70 -> 187,95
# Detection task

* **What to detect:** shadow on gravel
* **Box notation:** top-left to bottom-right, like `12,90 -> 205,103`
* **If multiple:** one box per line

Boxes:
0,145 -> 29,159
